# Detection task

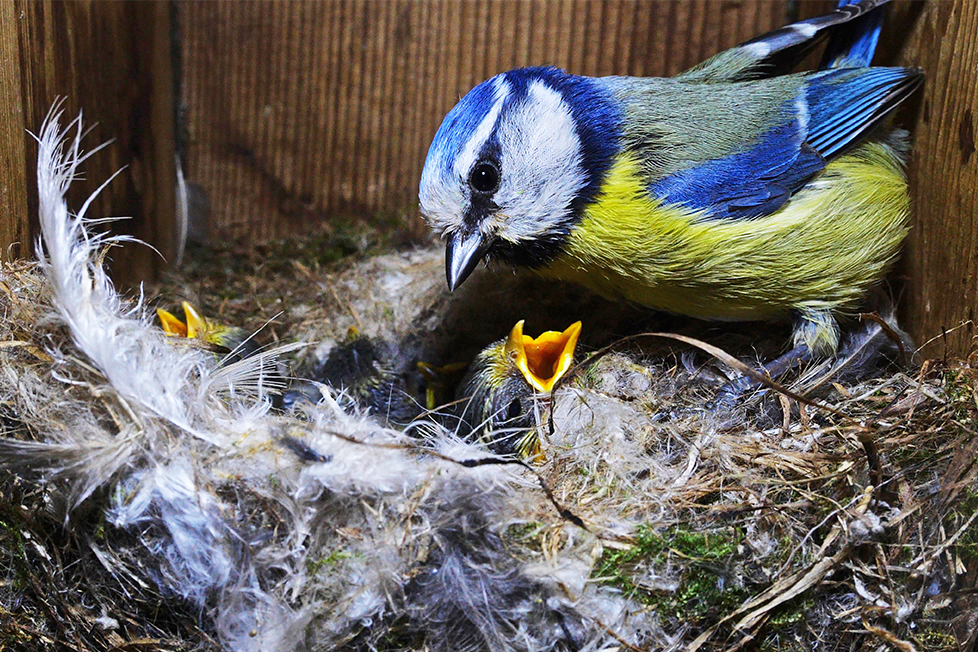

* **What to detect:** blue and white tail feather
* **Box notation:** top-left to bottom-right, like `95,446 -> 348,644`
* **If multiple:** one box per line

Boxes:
680,0 -> 891,82
821,0 -> 886,69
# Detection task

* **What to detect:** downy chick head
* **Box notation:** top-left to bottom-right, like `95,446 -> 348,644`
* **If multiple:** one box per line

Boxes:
456,319 -> 581,458
419,67 -> 619,290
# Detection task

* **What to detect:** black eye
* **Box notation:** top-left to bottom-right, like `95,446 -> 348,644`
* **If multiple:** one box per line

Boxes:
469,161 -> 500,194
506,398 -> 522,421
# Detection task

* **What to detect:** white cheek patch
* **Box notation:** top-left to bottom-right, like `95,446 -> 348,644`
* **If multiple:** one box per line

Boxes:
419,76 -> 510,234
493,80 -> 586,242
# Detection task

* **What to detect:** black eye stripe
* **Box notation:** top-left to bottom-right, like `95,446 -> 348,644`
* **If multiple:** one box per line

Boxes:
469,160 -> 500,194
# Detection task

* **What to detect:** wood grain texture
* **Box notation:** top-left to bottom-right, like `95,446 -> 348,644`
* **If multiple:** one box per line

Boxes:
1,1 -> 175,284
180,0 -> 790,243
894,0 -> 978,357
0,0 -> 30,261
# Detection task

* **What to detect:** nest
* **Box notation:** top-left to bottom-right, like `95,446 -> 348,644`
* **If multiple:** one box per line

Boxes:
0,112 -> 976,652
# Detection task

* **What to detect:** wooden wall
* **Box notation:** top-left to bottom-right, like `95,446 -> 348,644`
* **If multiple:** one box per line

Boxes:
0,1 -> 175,283
895,1 -> 978,358
179,0 -> 794,243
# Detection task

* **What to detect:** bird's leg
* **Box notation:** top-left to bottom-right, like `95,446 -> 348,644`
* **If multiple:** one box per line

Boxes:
714,342 -> 813,404
713,309 -> 833,404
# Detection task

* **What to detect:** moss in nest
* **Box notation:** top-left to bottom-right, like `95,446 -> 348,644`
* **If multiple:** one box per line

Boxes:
911,625 -> 961,651
758,629 -> 808,652
260,219 -> 373,273
594,525 -> 750,625
0,512 -> 32,593
307,548 -> 357,575
504,521 -> 546,542
952,488 -> 978,562
179,213 -> 402,291
767,597 -> 814,627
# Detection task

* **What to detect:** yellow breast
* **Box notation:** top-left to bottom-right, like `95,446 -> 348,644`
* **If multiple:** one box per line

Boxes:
541,142 -> 910,322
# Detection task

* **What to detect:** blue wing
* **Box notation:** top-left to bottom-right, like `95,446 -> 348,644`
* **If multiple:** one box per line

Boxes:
648,117 -> 824,220
649,67 -> 922,220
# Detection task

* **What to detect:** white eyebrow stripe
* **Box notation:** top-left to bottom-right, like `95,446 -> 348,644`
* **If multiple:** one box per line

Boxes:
453,77 -> 510,183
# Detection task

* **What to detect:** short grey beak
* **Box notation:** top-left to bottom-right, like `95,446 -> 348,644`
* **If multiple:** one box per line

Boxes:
446,230 -> 492,291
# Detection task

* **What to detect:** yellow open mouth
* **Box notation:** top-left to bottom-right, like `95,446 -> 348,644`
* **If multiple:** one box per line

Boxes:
156,301 -> 209,340
505,320 -> 582,393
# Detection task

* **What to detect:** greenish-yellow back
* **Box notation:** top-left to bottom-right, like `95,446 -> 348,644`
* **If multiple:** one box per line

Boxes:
542,139 -> 910,322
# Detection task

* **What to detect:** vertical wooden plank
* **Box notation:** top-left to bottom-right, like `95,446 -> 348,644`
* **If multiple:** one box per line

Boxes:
514,0 -> 533,68
316,0 -> 343,212
595,0 -> 620,77
273,2 -> 297,199
365,1 -> 389,212
496,1 -> 516,73
457,0 -> 476,90
392,0 -> 412,213
583,0 -> 603,76
688,2 -> 709,72
527,0 -> 549,65
611,0 -> 637,77
139,1 -> 178,274
553,0 -> 575,72
8,1 -> 175,283
418,0 -> 443,205
0,0 -> 30,260
354,1 -> 375,212
628,0 -> 654,77
564,0 -> 584,73
471,1 -> 490,81
408,0 -> 430,209
294,1 -> 323,212
655,2 -> 681,77
897,0 -> 978,357
700,1 -> 724,63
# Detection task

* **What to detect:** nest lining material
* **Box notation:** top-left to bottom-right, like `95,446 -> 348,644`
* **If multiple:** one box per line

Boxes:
0,110 -> 976,652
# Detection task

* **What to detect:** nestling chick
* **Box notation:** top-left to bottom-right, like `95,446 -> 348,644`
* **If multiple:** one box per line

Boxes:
313,327 -> 424,425
456,320 -> 580,458
420,0 -> 922,360
157,301 -> 258,361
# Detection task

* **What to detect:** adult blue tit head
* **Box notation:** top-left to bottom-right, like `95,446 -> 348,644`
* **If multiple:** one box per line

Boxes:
420,0 -> 923,359
419,67 -> 619,290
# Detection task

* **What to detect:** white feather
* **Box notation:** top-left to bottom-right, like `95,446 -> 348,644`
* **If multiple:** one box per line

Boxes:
34,103 -> 220,443
10,103 -> 663,652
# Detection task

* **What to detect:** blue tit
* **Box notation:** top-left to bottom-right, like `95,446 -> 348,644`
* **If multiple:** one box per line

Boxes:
419,0 -> 923,360
157,301 -> 259,360
312,327 -> 424,425
456,320 -> 581,458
